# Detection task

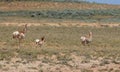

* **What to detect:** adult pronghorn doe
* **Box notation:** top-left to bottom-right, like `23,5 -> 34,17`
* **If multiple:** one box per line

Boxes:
80,31 -> 93,46
35,36 -> 45,47
12,24 -> 28,47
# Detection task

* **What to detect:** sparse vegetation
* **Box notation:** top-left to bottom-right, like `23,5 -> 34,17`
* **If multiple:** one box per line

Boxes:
0,9 -> 120,23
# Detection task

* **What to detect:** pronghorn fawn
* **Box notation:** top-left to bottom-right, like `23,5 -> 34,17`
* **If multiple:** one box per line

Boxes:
35,36 -> 45,47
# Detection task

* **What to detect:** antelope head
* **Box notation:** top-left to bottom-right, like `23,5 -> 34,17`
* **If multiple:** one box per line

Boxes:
41,36 -> 45,41
23,24 -> 28,33
88,31 -> 92,41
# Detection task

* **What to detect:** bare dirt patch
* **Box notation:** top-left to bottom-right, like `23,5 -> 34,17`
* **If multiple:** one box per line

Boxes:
0,53 -> 120,72
1,22 -> 120,28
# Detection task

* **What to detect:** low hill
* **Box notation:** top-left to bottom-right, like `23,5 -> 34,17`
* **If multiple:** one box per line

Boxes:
0,1 -> 120,11
0,1 -> 120,25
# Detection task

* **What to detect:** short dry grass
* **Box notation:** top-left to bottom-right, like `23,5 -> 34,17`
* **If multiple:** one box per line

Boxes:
0,25 -> 120,72
0,26 -> 120,60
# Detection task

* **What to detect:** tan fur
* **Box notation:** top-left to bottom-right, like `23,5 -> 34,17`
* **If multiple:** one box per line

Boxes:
35,36 -> 45,47
81,31 -> 93,45
13,24 -> 28,47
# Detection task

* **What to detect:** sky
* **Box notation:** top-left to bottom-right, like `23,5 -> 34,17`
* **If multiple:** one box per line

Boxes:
85,0 -> 120,5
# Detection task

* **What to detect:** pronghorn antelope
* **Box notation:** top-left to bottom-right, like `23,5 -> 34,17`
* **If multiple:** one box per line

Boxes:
12,24 -> 28,47
35,36 -> 45,47
80,31 -> 93,45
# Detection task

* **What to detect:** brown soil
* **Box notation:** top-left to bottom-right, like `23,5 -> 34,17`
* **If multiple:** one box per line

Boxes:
0,54 -> 120,72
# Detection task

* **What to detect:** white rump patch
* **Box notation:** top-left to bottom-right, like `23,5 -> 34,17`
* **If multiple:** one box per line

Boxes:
35,39 -> 40,43
13,31 -> 19,35
80,36 -> 86,41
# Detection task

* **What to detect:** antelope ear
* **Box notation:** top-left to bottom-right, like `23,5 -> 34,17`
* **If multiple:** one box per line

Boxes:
88,31 -> 92,34
88,31 -> 91,33
41,36 -> 45,41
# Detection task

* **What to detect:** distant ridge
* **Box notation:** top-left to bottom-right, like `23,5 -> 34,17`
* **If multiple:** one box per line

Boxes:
0,0 -> 89,3
0,1 -> 119,11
